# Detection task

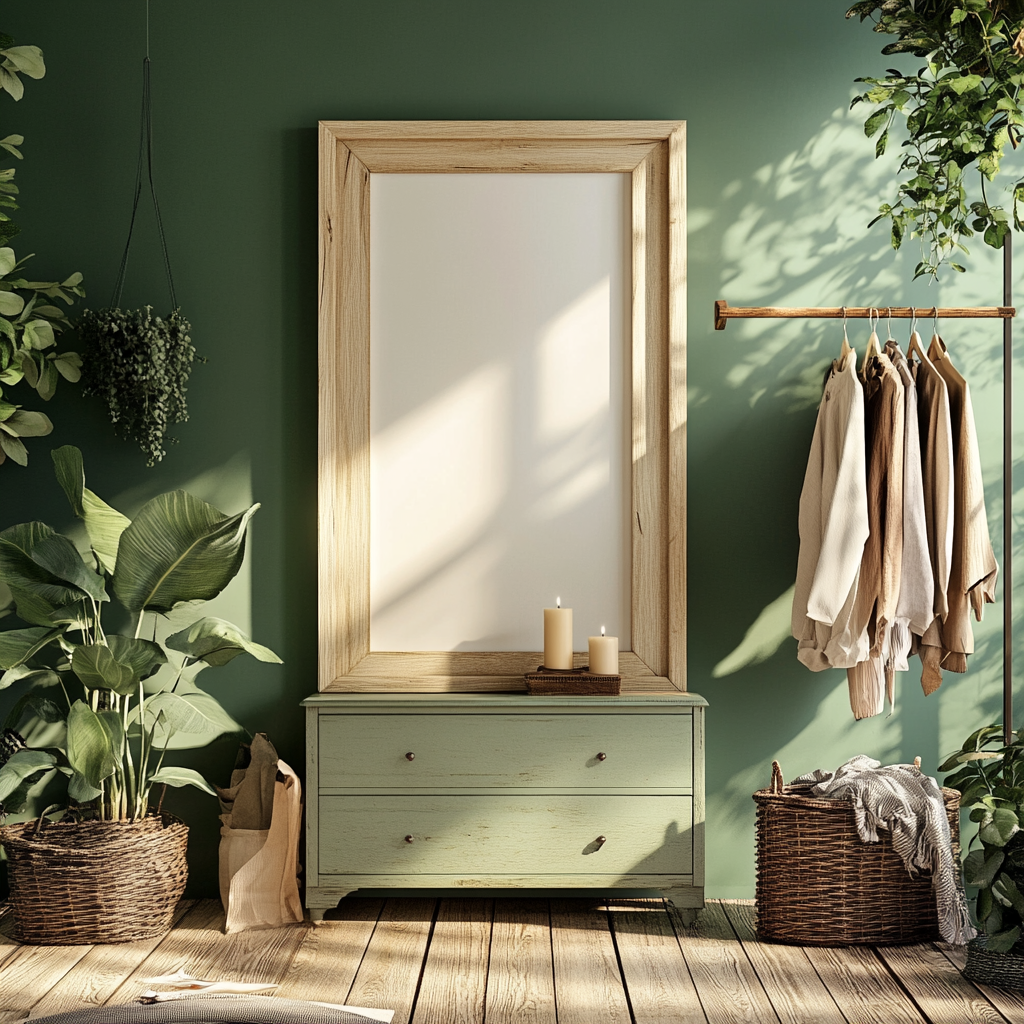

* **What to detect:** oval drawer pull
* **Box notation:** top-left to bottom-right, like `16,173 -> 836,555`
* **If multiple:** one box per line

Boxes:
404,834 -> 415,843
595,835 -> 607,847
405,752 -> 415,761
596,752 -> 607,761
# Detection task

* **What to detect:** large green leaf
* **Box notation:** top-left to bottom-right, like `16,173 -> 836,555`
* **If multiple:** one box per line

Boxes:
140,689 -> 244,750
2,45 -> 45,79
51,446 -> 132,574
3,693 -> 64,731
0,748 -> 56,802
113,493 -> 259,614
980,808 -> 1020,847
0,522 -> 89,607
71,643 -> 135,695
106,635 -> 167,683
67,771 -> 101,803
0,664 -> 60,690
6,586 -> 61,626
165,616 -> 282,667
66,699 -> 117,787
30,535 -> 107,603
0,625 -> 62,670
98,708 -> 125,762
965,848 -> 1005,889
148,765 -> 217,796
993,874 -> 1024,917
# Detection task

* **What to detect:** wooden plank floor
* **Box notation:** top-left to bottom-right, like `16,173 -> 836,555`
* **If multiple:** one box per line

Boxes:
0,898 -> 1019,1024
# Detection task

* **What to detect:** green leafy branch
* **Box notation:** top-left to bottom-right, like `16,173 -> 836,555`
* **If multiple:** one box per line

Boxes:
0,31 -> 85,466
848,0 -> 1024,278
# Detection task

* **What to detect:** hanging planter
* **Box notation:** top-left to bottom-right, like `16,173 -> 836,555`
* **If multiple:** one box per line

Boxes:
80,55 -> 197,466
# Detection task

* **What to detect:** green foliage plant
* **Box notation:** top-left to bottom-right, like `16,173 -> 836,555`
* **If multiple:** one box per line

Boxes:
847,1 -> 1024,278
0,445 -> 281,823
79,307 -> 196,467
941,724 -> 1024,952
0,31 -> 85,466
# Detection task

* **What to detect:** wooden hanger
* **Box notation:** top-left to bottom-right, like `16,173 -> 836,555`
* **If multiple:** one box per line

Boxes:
861,307 -> 881,374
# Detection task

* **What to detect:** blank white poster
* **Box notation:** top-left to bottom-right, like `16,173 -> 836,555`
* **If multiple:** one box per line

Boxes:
369,173 -> 631,653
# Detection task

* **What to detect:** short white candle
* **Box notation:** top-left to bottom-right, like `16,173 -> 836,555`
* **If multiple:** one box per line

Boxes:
588,627 -> 618,675
543,599 -> 573,670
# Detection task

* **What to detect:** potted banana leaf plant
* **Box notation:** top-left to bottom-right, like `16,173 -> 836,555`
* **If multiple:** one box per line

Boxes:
0,445 -> 281,944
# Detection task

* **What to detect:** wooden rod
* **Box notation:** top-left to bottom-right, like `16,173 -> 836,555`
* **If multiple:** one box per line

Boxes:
713,299 -> 1016,330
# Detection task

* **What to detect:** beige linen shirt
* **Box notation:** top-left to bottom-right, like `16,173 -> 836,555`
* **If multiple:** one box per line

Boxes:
792,351 -> 871,671
917,336 -> 998,692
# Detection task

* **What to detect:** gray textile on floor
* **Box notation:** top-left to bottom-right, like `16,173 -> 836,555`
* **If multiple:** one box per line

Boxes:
792,754 -> 976,945
22,995 -> 377,1024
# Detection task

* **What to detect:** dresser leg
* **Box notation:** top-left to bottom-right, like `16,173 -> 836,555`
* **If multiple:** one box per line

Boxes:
662,887 -> 703,926
673,906 -> 699,927
309,908 -> 327,923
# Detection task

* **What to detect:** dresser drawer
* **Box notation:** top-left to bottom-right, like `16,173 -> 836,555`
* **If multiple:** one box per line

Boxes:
317,713 -> 691,790
318,794 -> 693,875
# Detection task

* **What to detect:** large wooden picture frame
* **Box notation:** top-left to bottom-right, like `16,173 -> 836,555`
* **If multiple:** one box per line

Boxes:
318,121 -> 686,693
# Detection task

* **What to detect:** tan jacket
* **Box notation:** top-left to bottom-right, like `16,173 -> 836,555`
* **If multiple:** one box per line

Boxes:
847,350 -> 904,719
917,337 -> 998,693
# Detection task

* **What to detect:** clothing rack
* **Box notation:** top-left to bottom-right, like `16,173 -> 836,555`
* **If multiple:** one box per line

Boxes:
713,256 -> 1017,744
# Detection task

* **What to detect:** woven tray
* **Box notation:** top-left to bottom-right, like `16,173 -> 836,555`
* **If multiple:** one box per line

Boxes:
753,760 -> 961,946
0,812 -> 189,944
525,666 -> 621,695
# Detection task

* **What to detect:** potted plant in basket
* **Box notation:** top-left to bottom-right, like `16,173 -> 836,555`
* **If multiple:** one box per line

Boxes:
941,724 -> 1024,988
0,445 -> 281,944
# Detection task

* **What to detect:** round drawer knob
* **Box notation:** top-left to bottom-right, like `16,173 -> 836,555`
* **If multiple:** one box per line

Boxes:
595,835 -> 607,846
404,834 -> 415,843
596,752 -> 607,761
405,752 -> 415,761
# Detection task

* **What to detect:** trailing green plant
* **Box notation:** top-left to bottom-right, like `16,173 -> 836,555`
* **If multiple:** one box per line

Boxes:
0,445 -> 281,823
79,307 -> 196,467
940,724 -> 1024,952
0,31 -> 84,466
847,0 -> 1024,278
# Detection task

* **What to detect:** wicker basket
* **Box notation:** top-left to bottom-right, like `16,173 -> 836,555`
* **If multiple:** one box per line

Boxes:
753,761 -> 961,946
0,812 -> 188,944
963,936 -> 1024,990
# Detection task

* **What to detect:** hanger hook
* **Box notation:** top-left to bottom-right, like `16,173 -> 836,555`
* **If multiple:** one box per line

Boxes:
869,307 -> 878,333
931,305 -> 939,337
841,305 -> 849,343
886,306 -> 894,339
910,308 -> 918,337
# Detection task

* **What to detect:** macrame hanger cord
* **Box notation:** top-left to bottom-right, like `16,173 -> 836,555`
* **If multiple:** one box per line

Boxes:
110,0 -> 177,311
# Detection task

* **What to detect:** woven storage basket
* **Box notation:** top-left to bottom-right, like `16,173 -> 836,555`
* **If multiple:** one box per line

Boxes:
963,936 -> 1024,990
753,761 -> 961,946
0,812 -> 188,944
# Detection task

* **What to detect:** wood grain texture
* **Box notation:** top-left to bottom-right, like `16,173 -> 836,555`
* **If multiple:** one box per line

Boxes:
936,941 -> 1024,1021
484,898 -> 556,1024
345,898 -> 437,1024
275,898 -> 382,1003
321,121 -> 686,140
346,138 -> 658,173
720,902 -> 845,1024
876,943 -> 1008,1024
0,940 -> 93,1023
318,128 -> 370,689
105,900 -> 306,1004
318,121 -> 687,694
668,901 -> 779,1024
305,703 -> 320,889
667,123 -> 687,691
550,900 -> 631,1024
801,945 -> 927,1024
607,898 -> 705,1023
336,650 -> 657,677
630,145 -> 668,679
714,302 -> 1015,328
411,899 -> 493,1024
23,900 -> 195,1019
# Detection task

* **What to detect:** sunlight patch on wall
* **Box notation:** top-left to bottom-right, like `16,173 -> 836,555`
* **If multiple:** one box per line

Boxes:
712,585 -> 795,678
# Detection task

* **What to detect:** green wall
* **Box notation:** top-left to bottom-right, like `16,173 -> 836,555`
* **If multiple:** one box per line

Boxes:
2,1 -> 1018,898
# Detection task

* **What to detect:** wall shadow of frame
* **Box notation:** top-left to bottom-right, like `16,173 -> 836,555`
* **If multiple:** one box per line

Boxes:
318,121 -> 687,693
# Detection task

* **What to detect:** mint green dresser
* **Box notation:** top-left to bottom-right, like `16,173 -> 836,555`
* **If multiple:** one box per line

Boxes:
302,691 -> 706,920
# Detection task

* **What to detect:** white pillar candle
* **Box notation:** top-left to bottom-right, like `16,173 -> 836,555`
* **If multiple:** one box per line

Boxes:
588,628 -> 618,675
543,600 -> 573,669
